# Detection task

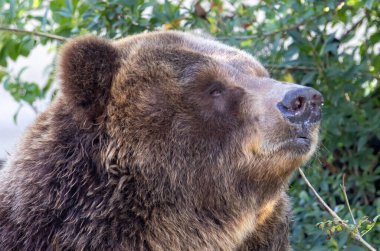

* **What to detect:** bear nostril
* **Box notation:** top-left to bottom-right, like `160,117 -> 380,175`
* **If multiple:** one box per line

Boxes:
311,93 -> 324,107
292,96 -> 305,111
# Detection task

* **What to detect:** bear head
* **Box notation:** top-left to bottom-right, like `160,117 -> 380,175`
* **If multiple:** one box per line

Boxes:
58,31 -> 323,205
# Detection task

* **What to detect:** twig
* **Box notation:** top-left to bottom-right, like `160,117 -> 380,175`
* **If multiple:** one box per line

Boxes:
298,168 -> 376,251
263,64 -> 315,71
0,26 -> 67,42
339,15 -> 366,41
30,104 -> 39,114
341,174 -> 356,225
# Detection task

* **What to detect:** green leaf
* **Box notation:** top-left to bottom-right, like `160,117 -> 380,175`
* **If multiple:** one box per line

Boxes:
300,71 -> 316,85
65,0 -> 74,13
347,0 -> 360,7
361,215 -> 380,236
13,104 -> 22,124
365,0 -> 374,9
357,136 -> 367,152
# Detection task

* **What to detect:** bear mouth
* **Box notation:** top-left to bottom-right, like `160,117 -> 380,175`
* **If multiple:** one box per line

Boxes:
278,136 -> 312,154
277,136 -> 313,155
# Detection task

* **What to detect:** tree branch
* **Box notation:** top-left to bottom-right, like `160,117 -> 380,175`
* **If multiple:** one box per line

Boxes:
0,26 -> 67,42
339,15 -> 366,41
298,168 -> 376,251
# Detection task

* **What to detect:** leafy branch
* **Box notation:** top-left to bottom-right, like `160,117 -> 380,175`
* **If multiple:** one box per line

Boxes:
299,168 -> 377,251
0,26 -> 67,42
1,25 -> 379,81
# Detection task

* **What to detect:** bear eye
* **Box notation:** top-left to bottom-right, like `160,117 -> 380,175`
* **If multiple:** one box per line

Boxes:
208,82 -> 225,97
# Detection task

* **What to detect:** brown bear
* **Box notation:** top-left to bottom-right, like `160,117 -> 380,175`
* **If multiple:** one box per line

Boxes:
0,31 -> 323,250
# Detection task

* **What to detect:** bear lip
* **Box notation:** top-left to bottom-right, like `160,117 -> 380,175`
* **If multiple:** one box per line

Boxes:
280,136 -> 312,154
292,136 -> 311,144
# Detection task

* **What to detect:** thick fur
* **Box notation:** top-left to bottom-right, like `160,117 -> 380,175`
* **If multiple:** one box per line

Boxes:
0,31 -> 320,250
60,36 -> 120,122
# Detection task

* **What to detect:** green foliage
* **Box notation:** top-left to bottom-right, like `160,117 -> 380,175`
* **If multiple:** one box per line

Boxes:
1,0 -> 380,249
316,215 -> 380,241
316,219 -> 347,237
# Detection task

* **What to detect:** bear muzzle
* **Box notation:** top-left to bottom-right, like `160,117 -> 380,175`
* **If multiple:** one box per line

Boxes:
272,86 -> 323,154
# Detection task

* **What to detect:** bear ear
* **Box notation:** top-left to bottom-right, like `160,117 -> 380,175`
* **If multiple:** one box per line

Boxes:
59,36 -> 119,120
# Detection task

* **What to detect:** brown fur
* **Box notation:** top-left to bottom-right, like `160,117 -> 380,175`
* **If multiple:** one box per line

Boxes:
0,31 -> 320,250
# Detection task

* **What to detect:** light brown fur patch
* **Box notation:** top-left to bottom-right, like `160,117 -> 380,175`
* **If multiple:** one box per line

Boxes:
256,196 -> 280,226
231,210 -> 257,246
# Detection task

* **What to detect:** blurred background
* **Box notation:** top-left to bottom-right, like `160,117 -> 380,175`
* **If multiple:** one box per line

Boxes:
0,0 -> 379,250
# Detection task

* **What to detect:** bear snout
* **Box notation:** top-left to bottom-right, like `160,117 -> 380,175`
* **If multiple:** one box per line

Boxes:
277,87 -> 323,124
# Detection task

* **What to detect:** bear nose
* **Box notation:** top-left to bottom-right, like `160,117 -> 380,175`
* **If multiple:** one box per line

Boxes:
277,87 -> 323,124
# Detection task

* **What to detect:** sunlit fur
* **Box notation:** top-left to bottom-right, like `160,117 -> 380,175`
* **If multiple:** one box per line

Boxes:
0,31 -> 320,250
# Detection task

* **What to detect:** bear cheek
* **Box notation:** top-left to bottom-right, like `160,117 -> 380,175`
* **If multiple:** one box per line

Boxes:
236,97 -> 264,155
250,99 -> 285,142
